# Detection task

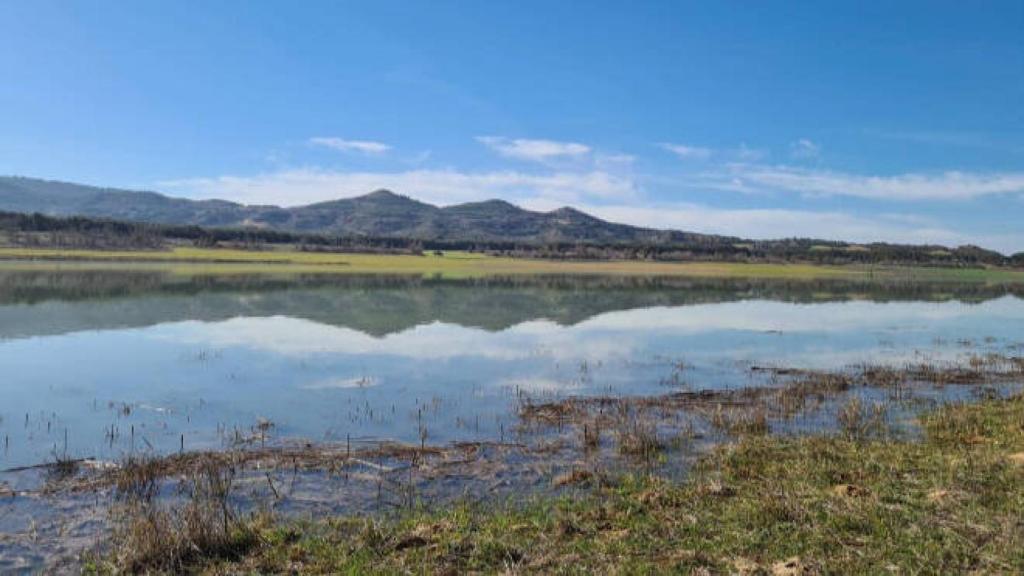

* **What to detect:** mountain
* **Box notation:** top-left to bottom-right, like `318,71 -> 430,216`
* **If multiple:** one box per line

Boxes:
0,176 -> 1016,267
0,176 -> 252,226
0,176 -> 721,245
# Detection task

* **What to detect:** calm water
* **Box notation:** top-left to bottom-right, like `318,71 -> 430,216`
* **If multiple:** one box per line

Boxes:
0,270 -> 1022,471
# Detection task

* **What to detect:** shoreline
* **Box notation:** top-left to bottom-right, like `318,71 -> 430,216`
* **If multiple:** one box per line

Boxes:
1,247 -> 1023,281
81,392 -> 1024,574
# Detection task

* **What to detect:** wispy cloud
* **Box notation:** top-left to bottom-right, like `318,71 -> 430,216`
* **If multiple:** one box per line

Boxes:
656,139 -> 1022,202
660,143 -> 712,160
476,136 -> 591,162
728,165 -> 1024,201
660,142 -> 768,162
596,153 -> 636,167
735,143 -> 767,162
542,201 -> 1024,254
789,138 -> 820,159
309,137 -> 391,154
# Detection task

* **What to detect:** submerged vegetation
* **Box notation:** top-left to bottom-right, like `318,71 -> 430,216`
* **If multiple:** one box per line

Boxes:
108,455 -> 259,573
60,355 -> 1024,573
81,390 -> 1024,574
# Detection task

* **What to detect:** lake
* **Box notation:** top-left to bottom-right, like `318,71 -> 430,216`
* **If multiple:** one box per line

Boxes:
1,269 -> 1023,570
1,271 -> 1023,470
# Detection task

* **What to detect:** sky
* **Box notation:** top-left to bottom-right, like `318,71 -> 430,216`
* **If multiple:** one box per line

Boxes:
1,1 -> 1022,253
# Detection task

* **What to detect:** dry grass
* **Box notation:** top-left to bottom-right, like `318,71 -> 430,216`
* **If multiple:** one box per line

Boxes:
835,396 -> 888,439
73,355 -> 1024,573
99,455 -> 260,574
46,355 -> 1023,506
155,393 -> 1024,575
613,405 -> 663,458
579,418 -> 601,451
517,356 -> 1024,447
709,404 -> 770,436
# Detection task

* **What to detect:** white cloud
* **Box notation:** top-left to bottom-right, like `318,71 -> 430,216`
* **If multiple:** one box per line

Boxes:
660,143 -> 768,162
160,164 -> 1024,252
521,200 -> 1024,254
595,153 -> 636,167
734,143 -> 767,162
789,138 -> 820,159
729,165 -> 1024,201
660,143 -> 712,160
476,136 -> 591,162
309,137 -> 391,154
160,167 -> 637,208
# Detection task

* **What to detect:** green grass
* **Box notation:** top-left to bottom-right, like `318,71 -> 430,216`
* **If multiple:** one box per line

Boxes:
89,394 -> 1024,574
1,246 -> 1023,281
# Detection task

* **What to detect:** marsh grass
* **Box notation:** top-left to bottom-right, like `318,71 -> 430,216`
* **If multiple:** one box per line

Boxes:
95,454 -> 261,574
835,396 -> 888,440
613,405 -> 663,459
83,356 -> 1024,573
709,404 -> 770,436
578,418 -> 601,451
517,356 -> 1024,446
45,451 -> 80,483
173,393 -> 1024,575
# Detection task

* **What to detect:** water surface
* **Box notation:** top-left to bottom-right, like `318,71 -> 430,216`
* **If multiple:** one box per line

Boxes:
1,270 -> 1022,470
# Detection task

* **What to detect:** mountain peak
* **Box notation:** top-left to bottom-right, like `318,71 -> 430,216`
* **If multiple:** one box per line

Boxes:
446,198 -> 521,213
0,175 -> 705,246
479,198 -> 516,208
353,189 -> 421,204
363,189 -> 401,199
549,206 -> 595,219
345,189 -> 432,207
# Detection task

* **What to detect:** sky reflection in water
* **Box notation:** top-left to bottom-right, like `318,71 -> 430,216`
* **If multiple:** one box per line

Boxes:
1,273 -> 1022,469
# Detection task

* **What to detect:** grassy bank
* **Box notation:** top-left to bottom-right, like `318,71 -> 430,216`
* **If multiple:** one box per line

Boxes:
91,393 -> 1024,574
2,246 -> 1023,281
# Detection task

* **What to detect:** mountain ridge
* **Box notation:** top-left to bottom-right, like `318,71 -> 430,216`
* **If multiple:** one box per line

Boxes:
0,176 -> 1018,264
0,176 -> 719,246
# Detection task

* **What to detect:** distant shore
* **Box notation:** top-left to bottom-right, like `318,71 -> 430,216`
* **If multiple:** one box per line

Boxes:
1,246 -> 1023,282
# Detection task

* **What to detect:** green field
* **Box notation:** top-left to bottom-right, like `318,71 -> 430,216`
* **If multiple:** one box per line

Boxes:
1,246 -> 1023,281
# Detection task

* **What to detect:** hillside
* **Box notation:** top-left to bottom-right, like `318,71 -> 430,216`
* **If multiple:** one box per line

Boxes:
0,176 -> 1018,267
0,176 -> 720,245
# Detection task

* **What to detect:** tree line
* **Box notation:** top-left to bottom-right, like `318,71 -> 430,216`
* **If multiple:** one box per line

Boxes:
0,210 -> 1020,268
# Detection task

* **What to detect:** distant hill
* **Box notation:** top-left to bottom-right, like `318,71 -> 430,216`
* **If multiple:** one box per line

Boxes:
0,176 -> 251,227
0,176 -> 1018,267
0,176 -> 715,245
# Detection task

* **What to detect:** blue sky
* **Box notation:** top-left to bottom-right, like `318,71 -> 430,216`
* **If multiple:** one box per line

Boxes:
1,1 -> 1022,252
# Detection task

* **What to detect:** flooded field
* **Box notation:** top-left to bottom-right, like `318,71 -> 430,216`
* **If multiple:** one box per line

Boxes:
1,269 -> 1023,570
